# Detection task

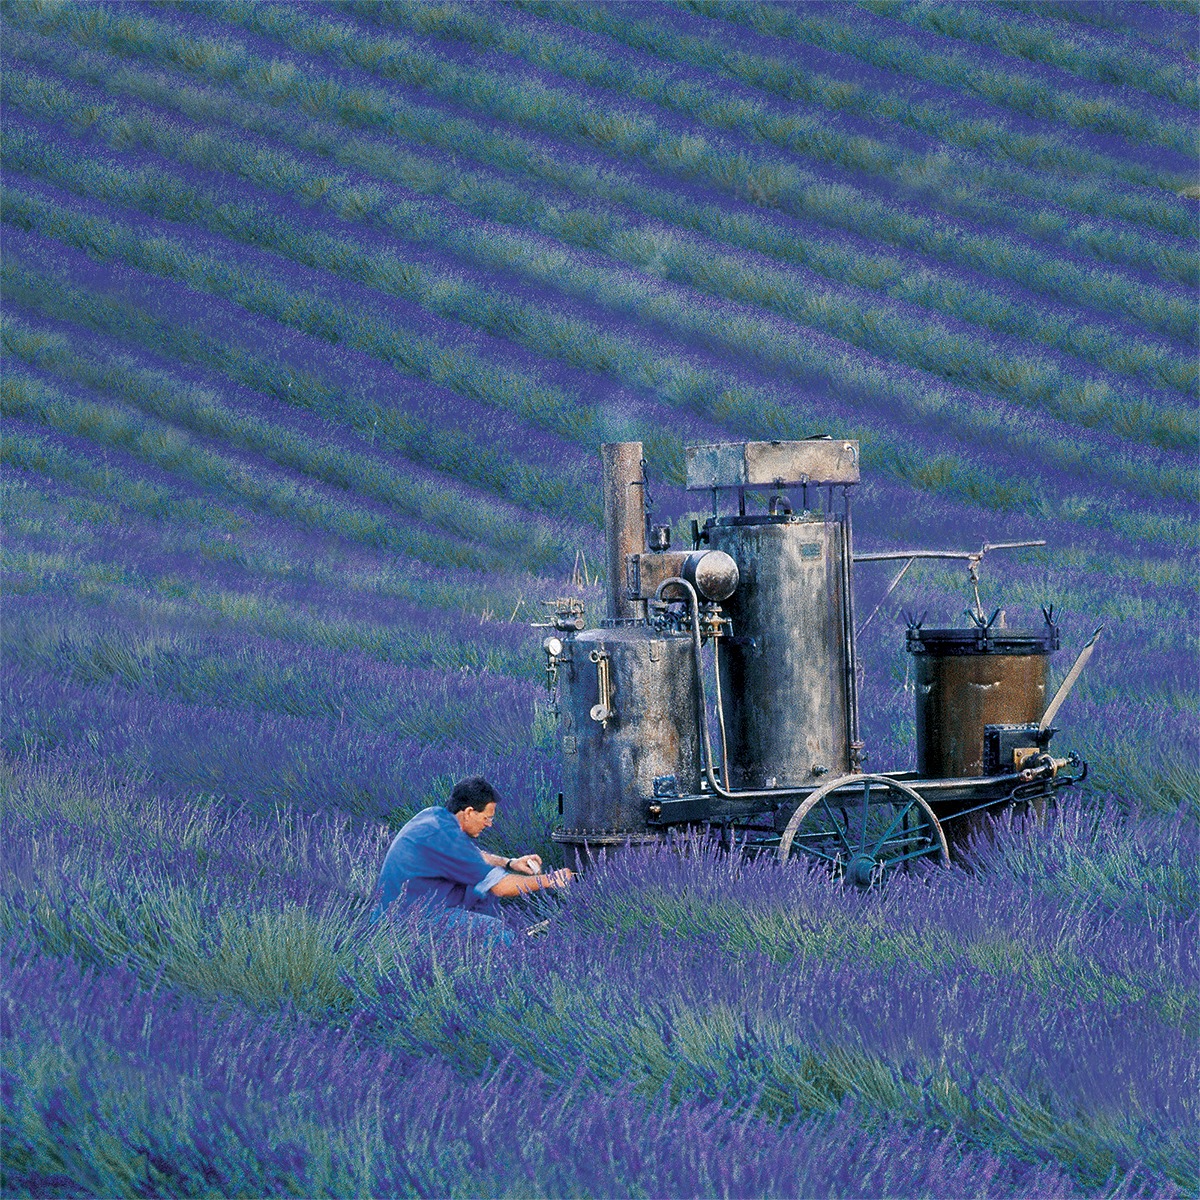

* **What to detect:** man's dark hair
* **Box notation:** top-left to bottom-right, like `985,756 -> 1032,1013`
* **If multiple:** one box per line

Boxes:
447,776 -> 501,814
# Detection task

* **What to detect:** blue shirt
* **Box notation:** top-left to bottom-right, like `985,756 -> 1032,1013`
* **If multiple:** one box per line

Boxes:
371,806 -> 506,922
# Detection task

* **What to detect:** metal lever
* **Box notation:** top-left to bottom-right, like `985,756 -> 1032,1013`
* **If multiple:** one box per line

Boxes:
589,648 -> 612,727
1040,626 -> 1103,732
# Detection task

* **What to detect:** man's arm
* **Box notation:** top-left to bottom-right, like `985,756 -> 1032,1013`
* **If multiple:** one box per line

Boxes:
488,867 -> 573,899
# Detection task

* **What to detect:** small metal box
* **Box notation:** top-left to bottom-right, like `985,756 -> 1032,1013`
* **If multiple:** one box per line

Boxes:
983,723 -> 1043,775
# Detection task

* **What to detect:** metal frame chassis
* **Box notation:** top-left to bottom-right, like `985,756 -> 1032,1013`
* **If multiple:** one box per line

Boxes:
644,767 -> 1082,832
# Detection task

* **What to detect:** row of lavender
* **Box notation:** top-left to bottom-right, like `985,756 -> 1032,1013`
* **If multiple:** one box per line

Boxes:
2,386 -> 1194,1190
5,9 -> 1193,363
1,183 -> 1193,558
4,2 -> 1195,363
0,5 -> 1192,555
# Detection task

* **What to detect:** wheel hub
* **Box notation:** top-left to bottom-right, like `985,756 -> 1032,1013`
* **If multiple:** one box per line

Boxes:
847,853 -> 877,888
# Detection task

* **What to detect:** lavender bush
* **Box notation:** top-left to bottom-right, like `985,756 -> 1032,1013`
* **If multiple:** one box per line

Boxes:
7,944 -> 1113,1199
2,1 -> 1195,1195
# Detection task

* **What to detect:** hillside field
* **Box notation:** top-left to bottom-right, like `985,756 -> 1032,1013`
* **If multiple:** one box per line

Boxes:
1,1 -> 1197,1195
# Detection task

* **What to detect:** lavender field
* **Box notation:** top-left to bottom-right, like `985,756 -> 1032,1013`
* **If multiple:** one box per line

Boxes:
1,1 -> 1197,1195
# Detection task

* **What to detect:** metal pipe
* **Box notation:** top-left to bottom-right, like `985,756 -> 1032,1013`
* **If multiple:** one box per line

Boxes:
857,557 -> 914,637
838,500 -> 861,766
601,442 -> 647,623
855,540 -> 1046,563
653,577 -> 814,805
712,634 -> 731,785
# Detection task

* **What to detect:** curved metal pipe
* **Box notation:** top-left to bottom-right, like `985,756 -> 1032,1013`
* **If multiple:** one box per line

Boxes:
652,577 -> 814,805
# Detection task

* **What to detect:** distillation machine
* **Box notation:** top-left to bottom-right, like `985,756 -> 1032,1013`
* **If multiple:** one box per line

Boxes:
540,441 -> 1092,881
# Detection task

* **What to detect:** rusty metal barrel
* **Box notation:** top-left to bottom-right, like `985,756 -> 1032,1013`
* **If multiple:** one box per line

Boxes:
906,621 -> 1059,778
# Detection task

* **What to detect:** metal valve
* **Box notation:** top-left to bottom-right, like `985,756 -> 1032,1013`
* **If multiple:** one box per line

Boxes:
699,602 -> 730,640
1018,754 -> 1072,783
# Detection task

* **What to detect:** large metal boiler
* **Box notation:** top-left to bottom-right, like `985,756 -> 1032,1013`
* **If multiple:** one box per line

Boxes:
540,440 -> 1091,880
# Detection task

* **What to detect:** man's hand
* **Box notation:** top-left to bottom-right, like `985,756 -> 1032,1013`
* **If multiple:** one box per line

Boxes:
489,863 -> 573,899
509,854 -> 543,875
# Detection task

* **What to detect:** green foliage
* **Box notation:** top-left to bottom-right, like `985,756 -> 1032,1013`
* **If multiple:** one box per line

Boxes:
860,0 -> 1199,109
0,261 -> 597,525
5,177 -> 1196,549
398,0 -> 1199,268
2,364 -> 543,573
10,12 -> 1194,393
203,0 -> 1198,340
2,533 -> 534,679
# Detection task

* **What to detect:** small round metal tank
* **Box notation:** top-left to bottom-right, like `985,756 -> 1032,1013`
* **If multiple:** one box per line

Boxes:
554,626 -> 701,846
906,622 -> 1058,778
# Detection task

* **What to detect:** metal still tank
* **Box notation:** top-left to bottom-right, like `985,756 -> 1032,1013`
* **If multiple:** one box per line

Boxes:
550,442 -> 738,849
707,515 -> 853,787
554,626 -> 701,844
689,440 -> 862,789
906,619 -> 1059,778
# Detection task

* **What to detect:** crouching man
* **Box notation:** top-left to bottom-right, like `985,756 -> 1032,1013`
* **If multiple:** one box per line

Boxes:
370,775 -> 572,941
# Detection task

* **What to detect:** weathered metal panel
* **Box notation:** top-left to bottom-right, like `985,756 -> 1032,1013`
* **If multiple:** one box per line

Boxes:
686,440 -> 860,490
556,627 -> 700,840
708,515 -> 852,788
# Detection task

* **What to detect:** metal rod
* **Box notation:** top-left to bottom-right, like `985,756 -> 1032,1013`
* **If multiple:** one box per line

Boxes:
820,795 -> 854,854
855,540 -> 1046,562
839,501 -> 861,766
859,777 -> 870,850
856,557 -> 914,637
936,789 -> 1030,824
871,800 -> 918,856
791,845 -> 844,866
1039,626 -> 1104,731
712,635 -> 732,786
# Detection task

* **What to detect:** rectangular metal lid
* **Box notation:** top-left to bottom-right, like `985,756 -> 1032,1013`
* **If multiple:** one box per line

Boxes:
685,439 -> 860,490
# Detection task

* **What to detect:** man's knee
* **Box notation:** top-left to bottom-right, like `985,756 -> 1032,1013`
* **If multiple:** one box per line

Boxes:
441,908 -> 515,945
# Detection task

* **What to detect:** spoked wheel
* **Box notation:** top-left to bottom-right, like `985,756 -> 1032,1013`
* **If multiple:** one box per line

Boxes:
778,773 -> 949,886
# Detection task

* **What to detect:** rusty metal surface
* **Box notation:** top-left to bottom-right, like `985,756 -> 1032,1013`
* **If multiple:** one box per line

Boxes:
627,549 -> 739,603
708,514 -> 852,788
686,440 -> 860,490
556,626 -> 700,841
911,644 -> 1049,778
601,442 -> 647,623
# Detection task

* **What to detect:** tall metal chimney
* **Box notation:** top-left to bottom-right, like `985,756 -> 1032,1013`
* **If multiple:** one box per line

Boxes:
601,442 -> 647,622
